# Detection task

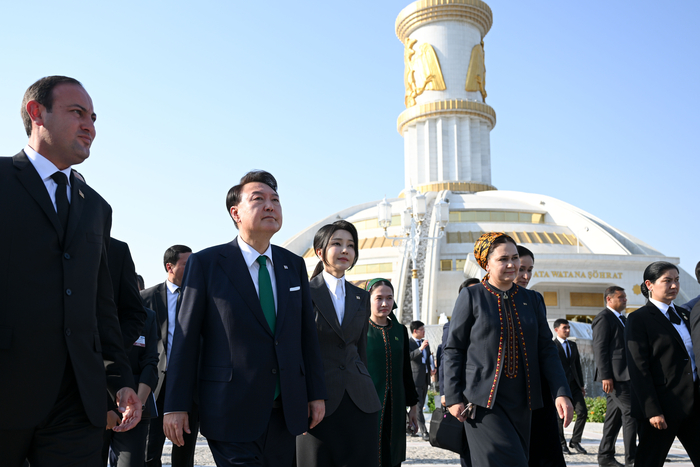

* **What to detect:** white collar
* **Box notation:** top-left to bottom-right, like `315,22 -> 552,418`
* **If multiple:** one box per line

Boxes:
606,306 -> 625,318
166,280 -> 180,294
238,236 -> 273,269
649,297 -> 677,315
24,144 -> 71,185
556,336 -> 568,344
321,270 -> 345,294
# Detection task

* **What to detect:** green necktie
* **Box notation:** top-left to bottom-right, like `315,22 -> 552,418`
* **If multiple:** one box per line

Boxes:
257,255 -> 280,399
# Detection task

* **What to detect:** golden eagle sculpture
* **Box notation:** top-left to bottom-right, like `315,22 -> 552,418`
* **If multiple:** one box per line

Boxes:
404,38 -> 446,108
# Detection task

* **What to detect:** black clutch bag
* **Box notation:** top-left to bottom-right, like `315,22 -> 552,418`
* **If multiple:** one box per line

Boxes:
428,406 -> 468,455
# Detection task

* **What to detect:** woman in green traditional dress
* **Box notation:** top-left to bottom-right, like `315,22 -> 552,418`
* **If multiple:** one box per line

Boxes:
366,278 -> 419,467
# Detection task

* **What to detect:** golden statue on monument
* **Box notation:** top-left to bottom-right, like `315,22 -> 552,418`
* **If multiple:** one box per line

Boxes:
404,38 -> 446,108
465,41 -> 487,101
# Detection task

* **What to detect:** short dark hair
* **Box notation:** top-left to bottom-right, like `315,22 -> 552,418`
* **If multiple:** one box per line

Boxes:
554,318 -> 569,328
163,245 -> 192,271
310,220 -> 359,278
225,170 -> 278,228
136,274 -> 145,292
458,278 -> 481,293
21,76 -> 83,136
604,286 -> 624,301
640,261 -> 678,299
410,320 -> 425,333
517,245 -> 534,262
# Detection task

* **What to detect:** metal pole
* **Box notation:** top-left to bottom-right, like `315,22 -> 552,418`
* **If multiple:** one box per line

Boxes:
412,266 -> 420,321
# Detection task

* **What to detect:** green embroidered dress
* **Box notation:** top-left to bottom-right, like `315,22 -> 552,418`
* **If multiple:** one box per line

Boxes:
367,314 -> 419,467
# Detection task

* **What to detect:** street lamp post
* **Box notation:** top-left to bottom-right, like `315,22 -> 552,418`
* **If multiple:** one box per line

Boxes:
377,190 -> 449,322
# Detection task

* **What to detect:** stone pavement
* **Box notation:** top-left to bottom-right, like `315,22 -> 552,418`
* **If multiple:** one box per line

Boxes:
161,415 -> 693,466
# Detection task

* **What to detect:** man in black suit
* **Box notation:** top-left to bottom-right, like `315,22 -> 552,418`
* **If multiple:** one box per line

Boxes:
108,238 -> 147,350
409,320 -> 432,441
141,244 -> 198,467
592,286 -> 636,467
553,319 -> 588,455
0,75 -> 141,466
163,170 -> 326,467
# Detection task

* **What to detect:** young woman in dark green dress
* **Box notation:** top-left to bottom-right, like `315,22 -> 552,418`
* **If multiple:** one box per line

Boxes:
366,278 -> 419,467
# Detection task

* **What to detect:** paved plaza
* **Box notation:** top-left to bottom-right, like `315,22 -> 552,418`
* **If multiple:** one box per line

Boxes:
159,416 -> 693,466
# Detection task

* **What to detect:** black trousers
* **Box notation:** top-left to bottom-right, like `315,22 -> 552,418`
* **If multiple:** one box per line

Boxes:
0,360 -> 103,467
145,374 -> 199,467
529,376 -> 565,467
208,404 -> 295,467
558,384 -> 586,444
414,374 -> 429,434
635,413 -> 700,467
598,381 -> 637,466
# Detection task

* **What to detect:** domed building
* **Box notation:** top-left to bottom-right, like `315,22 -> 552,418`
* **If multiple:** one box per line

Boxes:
282,0 -> 700,325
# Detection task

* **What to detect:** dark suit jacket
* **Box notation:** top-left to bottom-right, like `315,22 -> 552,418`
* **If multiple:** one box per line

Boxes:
0,151 -> 134,429
626,301 -> 695,421
408,336 -> 430,389
128,307 -> 159,418
309,274 -> 380,416
443,283 -> 571,410
140,281 -> 169,398
108,238 -> 147,348
555,338 -> 584,390
592,308 -> 629,382
164,238 -> 326,442
438,321 -> 450,396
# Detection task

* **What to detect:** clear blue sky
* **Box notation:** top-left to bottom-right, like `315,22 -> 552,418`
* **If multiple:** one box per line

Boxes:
2,0 -> 698,287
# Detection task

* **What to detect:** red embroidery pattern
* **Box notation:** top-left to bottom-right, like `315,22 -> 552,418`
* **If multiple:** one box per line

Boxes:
482,280 -> 533,409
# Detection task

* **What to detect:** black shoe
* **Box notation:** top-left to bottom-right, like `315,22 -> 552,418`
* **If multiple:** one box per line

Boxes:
562,444 -> 572,455
570,442 -> 588,454
421,432 -> 430,441
598,459 -> 624,467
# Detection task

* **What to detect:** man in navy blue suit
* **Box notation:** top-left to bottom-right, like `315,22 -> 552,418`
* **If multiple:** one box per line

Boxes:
162,170 -> 326,466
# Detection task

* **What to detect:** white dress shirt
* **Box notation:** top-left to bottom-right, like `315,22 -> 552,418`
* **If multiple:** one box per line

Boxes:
413,337 -> 428,369
24,145 -> 72,209
556,336 -> 573,358
165,280 -> 180,368
238,237 -> 278,313
322,270 -> 345,325
649,298 -> 697,380
606,306 -> 626,326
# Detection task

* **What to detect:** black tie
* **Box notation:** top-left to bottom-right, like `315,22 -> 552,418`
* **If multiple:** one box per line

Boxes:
564,340 -> 571,358
175,287 -> 182,315
619,315 -> 627,326
51,172 -> 69,234
668,307 -> 681,325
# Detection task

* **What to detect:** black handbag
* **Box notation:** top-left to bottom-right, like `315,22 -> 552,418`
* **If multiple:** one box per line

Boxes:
428,406 -> 468,454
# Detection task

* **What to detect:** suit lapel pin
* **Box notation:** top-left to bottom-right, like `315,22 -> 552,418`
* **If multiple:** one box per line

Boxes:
283,265 -> 288,269
78,189 -> 84,199
356,295 -> 360,300
523,302 -> 527,305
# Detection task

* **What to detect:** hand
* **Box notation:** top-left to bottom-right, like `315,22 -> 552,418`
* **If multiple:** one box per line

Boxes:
556,396 -> 574,427
106,410 -> 121,430
649,415 -> 667,430
448,402 -> 466,422
408,405 -> 419,433
113,387 -> 142,432
419,340 -> 429,351
308,400 -> 325,430
441,395 -> 446,407
582,388 -> 586,397
164,412 -> 190,447
430,368 -> 437,376
602,379 -> 614,394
